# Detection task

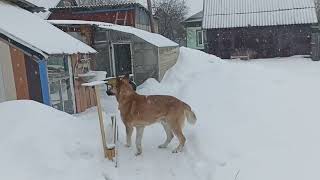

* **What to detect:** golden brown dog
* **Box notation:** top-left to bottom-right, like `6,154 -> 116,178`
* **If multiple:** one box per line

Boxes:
108,75 -> 197,155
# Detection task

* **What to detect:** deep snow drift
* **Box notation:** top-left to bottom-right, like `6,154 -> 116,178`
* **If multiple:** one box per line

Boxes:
1,47 -> 320,180
0,100 -> 112,180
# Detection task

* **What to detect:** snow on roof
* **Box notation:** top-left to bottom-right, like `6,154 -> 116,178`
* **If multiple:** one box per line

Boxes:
203,0 -> 318,29
49,20 -> 179,48
26,0 -> 61,7
0,1 -> 96,57
24,0 -> 62,19
184,11 -> 203,23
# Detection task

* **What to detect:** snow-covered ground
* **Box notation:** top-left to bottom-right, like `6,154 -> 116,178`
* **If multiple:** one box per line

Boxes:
1,47 -> 320,180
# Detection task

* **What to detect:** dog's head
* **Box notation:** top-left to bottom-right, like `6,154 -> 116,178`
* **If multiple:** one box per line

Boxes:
106,74 -> 136,98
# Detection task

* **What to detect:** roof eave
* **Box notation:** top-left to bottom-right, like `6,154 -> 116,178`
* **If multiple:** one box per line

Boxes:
5,0 -> 45,12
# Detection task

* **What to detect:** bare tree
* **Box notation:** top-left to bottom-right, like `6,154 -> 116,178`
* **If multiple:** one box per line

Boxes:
153,0 -> 188,45
147,0 -> 155,32
315,0 -> 320,20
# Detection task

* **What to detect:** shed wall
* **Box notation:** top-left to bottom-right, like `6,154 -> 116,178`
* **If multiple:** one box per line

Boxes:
93,29 -> 133,76
93,29 -> 158,85
49,9 -> 135,27
135,7 -> 151,31
158,47 -> 179,80
133,41 -> 158,84
0,40 -> 17,101
0,63 -> 5,102
71,54 -> 97,113
206,25 -> 313,59
10,47 -> 29,100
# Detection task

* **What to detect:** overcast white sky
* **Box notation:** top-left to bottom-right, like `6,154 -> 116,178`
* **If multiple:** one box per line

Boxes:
137,0 -> 203,17
185,0 -> 203,17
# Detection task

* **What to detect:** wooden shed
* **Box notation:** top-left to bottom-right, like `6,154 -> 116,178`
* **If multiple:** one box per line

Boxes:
202,0 -> 318,59
48,2 -> 155,32
49,20 -> 179,85
0,0 -> 97,113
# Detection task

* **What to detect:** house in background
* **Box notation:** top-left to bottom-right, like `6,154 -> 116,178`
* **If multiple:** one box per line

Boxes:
48,2 -> 157,32
0,0 -> 97,113
203,0 -> 318,59
49,20 -> 179,85
27,0 -> 77,19
183,11 -> 204,51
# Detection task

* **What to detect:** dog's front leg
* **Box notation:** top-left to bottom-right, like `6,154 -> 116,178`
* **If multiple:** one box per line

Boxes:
135,126 -> 144,156
125,125 -> 133,147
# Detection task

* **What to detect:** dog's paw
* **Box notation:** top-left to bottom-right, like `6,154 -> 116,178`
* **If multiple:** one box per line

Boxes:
158,144 -> 167,149
125,144 -> 131,148
135,151 -> 142,156
172,147 -> 183,153
172,149 -> 178,153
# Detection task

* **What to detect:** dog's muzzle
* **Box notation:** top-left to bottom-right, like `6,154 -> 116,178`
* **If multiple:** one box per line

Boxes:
105,79 -> 137,96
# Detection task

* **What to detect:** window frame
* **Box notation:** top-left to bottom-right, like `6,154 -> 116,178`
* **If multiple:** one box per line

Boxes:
196,30 -> 204,46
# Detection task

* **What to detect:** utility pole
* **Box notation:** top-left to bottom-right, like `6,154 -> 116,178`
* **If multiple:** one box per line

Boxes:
147,0 -> 155,33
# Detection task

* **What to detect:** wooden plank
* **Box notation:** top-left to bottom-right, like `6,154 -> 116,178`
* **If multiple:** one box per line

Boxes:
10,47 -> 29,99
90,87 -> 97,106
0,41 -> 17,101
71,55 -> 81,113
72,54 -> 99,112
85,86 -> 91,107
94,86 -> 108,159
25,55 -> 43,103
74,79 -> 82,113
80,85 -> 87,112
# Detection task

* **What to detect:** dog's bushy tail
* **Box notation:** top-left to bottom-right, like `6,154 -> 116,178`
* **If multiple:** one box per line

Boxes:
184,103 -> 197,125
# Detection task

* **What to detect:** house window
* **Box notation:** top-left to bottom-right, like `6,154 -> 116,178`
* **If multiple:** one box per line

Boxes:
197,30 -> 204,46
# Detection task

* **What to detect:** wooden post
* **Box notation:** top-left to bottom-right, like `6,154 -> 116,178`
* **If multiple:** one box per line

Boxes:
94,85 -> 108,159
147,0 -> 155,33
82,81 -> 116,161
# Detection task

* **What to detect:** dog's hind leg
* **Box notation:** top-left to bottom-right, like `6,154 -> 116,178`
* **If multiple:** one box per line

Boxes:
125,125 -> 133,147
158,121 -> 174,149
172,125 -> 186,153
135,126 -> 144,156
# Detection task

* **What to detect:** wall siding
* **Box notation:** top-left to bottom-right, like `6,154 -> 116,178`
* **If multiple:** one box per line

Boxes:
133,42 -> 158,84
0,63 -> 5,103
159,47 -> 179,80
0,40 -> 17,101
71,54 -> 97,113
49,9 -> 136,27
206,25 -> 313,59
10,47 -> 29,100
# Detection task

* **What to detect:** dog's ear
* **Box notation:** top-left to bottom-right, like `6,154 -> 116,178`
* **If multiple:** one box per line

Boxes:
116,75 -> 121,82
123,73 -> 130,80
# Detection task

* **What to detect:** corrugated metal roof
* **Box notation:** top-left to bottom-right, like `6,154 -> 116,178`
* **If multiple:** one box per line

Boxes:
203,0 -> 318,29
